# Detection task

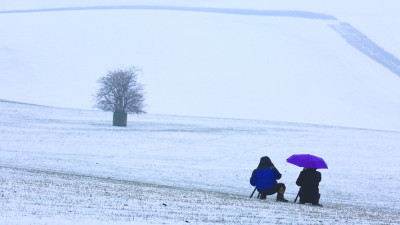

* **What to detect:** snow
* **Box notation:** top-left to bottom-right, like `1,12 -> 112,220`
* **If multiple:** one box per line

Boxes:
0,1 -> 400,131
1,100 -> 399,224
1,167 -> 398,225
1,0 -> 400,223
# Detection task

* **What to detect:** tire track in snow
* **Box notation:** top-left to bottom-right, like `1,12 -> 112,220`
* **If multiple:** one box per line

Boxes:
330,22 -> 400,77
1,5 -> 399,77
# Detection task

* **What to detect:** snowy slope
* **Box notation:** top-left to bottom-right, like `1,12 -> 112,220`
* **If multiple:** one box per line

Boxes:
1,100 -> 400,224
0,1 -> 399,131
2,167 -> 399,224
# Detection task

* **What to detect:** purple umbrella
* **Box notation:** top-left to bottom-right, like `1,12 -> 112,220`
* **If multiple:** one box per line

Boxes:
287,154 -> 328,169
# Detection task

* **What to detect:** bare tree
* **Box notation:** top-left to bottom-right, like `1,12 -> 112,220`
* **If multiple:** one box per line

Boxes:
94,67 -> 145,126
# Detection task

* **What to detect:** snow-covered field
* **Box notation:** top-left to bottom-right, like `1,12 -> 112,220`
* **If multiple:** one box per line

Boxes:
1,100 -> 399,224
1,1 -> 400,223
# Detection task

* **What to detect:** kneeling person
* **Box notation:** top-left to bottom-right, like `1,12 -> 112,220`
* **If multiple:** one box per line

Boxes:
250,156 -> 288,202
296,168 -> 322,206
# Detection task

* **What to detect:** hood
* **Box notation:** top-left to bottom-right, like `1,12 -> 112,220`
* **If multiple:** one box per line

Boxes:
251,156 -> 281,179
257,156 -> 275,169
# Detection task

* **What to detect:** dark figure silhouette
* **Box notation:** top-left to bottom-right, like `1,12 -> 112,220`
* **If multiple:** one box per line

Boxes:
250,156 -> 288,202
296,168 -> 322,206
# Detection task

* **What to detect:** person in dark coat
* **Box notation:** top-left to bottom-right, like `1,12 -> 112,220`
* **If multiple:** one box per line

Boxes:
296,168 -> 322,206
250,156 -> 288,202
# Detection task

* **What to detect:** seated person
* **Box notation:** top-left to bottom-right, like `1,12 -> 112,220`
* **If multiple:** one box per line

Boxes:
250,156 -> 288,202
296,168 -> 322,206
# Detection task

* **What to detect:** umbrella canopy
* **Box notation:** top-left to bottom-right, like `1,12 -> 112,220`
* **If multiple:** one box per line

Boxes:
287,154 -> 328,169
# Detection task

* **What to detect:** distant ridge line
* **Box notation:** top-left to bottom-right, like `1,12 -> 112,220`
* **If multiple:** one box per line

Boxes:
0,5 -> 337,20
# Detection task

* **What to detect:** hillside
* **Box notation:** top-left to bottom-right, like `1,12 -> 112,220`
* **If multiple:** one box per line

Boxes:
0,2 -> 399,131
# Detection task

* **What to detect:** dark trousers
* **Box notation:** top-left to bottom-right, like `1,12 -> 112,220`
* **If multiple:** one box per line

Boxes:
299,186 -> 320,204
259,183 -> 286,199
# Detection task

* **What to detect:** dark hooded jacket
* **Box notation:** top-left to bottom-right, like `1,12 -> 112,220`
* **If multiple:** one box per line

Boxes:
296,168 -> 321,203
250,156 -> 282,191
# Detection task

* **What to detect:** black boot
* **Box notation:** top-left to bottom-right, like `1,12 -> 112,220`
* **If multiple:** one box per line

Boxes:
276,193 -> 288,202
312,194 -> 322,206
259,193 -> 266,200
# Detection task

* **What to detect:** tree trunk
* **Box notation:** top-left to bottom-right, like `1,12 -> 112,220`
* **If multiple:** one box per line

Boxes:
113,112 -> 127,127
